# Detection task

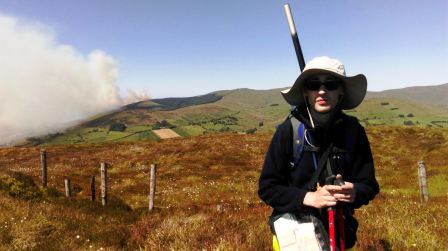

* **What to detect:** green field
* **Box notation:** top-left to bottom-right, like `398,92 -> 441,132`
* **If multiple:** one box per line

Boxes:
43,125 -> 160,145
24,85 -> 448,146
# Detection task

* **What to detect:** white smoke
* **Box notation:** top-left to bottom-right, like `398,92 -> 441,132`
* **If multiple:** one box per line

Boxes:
124,89 -> 150,104
0,14 -> 147,145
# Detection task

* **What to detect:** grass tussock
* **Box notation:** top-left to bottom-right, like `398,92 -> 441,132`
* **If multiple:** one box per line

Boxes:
0,126 -> 447,250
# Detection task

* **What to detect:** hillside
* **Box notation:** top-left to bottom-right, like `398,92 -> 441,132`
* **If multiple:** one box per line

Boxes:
1,127 -> 447,250
25,84 -> 448,145
367,83 -> 448,108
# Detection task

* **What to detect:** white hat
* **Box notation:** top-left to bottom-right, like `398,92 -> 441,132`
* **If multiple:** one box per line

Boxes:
281,56 -> 367,109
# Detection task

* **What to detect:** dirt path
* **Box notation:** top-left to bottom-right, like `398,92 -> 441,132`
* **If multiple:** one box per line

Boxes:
152,128 -> 181,139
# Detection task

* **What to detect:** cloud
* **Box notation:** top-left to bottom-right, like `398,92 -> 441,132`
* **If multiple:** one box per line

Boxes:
0,14 -> 146,145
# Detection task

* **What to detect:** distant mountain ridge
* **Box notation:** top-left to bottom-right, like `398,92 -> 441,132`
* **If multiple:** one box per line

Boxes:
367,83 -> 448,108
23,83 -> 448,146
125,93 -> 223,111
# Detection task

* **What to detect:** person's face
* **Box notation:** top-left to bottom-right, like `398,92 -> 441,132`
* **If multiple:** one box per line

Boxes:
303,74 -> 343,113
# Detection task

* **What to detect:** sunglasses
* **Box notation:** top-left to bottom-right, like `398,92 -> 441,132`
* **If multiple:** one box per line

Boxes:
304,79 -> 341,91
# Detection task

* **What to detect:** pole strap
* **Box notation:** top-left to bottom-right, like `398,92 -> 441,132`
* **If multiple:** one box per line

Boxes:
307,142 -> 334,191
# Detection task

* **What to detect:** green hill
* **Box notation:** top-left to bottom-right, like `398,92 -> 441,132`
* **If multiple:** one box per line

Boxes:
367,83 -> 448,109
28,84 -> 448,145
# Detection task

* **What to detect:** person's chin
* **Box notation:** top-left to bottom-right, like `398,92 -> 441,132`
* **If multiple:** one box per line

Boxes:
315,105 -> 331,113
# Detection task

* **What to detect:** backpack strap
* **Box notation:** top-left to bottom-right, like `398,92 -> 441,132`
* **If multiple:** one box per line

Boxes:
289,116 -> 307,166
290,116 -> 303,160
289,116 -> 319,170
306,142 -> 334,191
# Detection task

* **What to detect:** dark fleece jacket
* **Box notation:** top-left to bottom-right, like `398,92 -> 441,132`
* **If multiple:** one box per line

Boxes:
258,111 -> 379,213
258,110 -> 379,246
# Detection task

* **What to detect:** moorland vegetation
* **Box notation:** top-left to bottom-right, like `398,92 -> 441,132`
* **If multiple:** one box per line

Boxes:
0,126 -> 447,250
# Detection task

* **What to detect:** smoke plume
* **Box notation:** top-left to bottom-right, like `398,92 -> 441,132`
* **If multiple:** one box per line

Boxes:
0,14 -> 144,145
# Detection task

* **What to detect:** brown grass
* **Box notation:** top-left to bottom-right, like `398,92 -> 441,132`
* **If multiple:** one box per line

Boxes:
0,126 -> 447,250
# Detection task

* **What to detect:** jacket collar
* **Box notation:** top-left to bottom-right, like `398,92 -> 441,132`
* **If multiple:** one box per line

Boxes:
292,107 -> 345,147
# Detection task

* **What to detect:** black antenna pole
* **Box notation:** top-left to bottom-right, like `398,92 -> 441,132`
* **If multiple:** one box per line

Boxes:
284,3 -> 306,72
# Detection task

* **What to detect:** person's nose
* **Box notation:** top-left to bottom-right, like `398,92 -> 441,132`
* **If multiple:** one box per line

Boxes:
318,86 -> 327,94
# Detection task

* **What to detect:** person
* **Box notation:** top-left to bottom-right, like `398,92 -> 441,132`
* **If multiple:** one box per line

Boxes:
258,56 -> 379,250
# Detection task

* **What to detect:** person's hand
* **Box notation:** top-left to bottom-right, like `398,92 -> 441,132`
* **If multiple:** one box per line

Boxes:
303,184 -> 342,208
303,174 -> 356,208
332,174 -> 356,203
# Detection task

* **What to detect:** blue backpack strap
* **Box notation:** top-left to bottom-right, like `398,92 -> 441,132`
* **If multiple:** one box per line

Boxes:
289,116 -> 306,166
290,116 -> 319,170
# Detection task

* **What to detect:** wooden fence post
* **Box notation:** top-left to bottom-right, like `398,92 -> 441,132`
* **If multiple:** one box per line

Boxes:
101,163 -> 108,206
149,164 -> 157,211
90,176 -> 96,202
40,149 -> 47,187
418,160 -> 429,202
64,178 -> 71,197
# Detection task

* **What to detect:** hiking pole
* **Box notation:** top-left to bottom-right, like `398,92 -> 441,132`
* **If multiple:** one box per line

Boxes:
284,3 -> 309,114
337,205 -> 345,251
283,3 -> 306,72
328,207 -> 336,251
325,175 -> 346,251
325,175 -> 337,251
334,176 -> 345,251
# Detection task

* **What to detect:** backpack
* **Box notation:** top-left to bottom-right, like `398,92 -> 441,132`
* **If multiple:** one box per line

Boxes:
289,115 -> 319,171
288,114 -> 360,191
288,114 -> 357,170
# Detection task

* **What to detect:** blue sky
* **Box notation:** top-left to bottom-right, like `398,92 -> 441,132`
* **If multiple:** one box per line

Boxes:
1,0 -> 447,98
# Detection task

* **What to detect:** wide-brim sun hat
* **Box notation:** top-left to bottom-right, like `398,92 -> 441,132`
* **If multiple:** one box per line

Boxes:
281,56 -> 367,110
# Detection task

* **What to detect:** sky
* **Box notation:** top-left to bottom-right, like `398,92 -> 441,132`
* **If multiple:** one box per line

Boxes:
0,0 -> 447,143
1,0 -> 447,97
